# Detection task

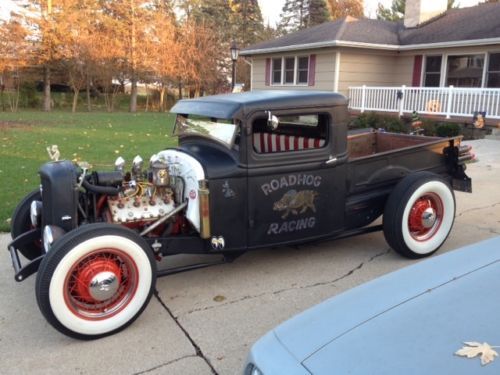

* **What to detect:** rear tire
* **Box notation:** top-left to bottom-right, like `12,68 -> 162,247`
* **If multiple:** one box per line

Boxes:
383,172 -> 455,259
11,189 -> 42,260
36,224 -> 156,340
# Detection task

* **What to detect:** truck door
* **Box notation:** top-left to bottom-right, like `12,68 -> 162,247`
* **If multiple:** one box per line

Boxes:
246,110 -> 347,249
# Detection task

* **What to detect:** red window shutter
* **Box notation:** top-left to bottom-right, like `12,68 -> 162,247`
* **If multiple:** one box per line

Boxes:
265,58 -> 271,86
308,54 -> 316,86
412,55 -> 423,87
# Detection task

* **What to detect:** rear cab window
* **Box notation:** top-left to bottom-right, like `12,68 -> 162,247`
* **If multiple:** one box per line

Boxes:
252,113 -> 329,154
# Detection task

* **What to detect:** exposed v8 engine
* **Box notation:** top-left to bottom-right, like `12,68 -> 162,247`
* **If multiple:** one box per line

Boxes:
102,155 -> 185,227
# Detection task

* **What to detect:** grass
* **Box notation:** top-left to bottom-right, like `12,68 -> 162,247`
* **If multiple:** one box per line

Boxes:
0,111 -> 177,232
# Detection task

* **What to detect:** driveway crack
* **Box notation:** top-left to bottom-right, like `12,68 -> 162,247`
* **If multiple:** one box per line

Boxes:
456,202 -> 500,218
185,249 -> 391,315
132,355 -> 198,375
153,290 -> 218,375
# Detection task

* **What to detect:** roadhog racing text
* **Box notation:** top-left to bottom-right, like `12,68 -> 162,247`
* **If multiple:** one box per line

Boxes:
262,174 -> 321,235
261,174 -> 322,196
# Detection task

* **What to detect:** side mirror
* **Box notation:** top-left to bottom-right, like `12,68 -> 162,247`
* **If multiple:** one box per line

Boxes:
267,111 -> 279,130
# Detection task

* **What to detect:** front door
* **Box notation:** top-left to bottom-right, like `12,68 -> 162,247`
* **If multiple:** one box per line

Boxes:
246,110 -> 346,248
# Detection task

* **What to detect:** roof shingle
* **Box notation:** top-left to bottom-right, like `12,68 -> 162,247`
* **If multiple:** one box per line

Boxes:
241,3 -> 500,55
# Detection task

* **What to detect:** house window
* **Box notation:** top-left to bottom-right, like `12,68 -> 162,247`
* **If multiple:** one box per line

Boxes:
424,56 -> 441,87
272,58 -> 282,84
284,57 -> 295,84
487,53 -> 500,88
270,56 -> 310,85
446,54 -> 484,87
297,56 -> 309,84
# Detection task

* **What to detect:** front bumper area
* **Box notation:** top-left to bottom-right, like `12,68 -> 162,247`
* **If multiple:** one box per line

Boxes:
8,228 -> 43,282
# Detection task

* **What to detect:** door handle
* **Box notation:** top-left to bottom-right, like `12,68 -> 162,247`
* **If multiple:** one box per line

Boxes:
324,156 -> 338,166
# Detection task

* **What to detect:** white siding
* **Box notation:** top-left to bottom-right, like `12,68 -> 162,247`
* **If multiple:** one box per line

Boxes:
337,49 -> 400,95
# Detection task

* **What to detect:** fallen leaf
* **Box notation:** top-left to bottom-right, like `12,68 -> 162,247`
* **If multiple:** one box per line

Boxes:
456,342 -> 498,366
213,295 -> 226,302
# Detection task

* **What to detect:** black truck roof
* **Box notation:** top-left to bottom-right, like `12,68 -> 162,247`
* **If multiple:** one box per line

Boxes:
170,90 -> 347,119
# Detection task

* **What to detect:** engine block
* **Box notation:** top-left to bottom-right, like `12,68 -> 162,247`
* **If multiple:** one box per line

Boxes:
107,195 -> 175,224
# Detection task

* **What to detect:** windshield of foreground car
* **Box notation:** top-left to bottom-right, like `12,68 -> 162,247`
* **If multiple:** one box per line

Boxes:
173,115 -> 237,147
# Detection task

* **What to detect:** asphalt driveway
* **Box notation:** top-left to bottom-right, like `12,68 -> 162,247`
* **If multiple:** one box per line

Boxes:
1,139 -> 499,375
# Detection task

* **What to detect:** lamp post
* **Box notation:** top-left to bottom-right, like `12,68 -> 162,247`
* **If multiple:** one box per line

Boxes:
230,41 -> 240,91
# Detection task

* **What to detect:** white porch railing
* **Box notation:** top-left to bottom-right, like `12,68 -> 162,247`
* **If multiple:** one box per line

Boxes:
348,85 -> 500,120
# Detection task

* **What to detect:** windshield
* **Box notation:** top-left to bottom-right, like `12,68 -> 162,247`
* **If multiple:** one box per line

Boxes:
173,115 -> 237,147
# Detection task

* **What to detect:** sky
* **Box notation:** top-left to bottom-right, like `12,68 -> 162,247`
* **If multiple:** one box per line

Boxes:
0,0 -> 484,23
258,0 -> 482,27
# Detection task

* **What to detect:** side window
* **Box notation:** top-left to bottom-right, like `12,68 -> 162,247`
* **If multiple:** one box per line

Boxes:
272,58 -> 282,84
252,113 -> 328,154
424,55 -> 442,87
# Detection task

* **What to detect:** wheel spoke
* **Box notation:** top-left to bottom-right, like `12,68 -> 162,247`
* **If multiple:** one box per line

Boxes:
63,248 -> 138,320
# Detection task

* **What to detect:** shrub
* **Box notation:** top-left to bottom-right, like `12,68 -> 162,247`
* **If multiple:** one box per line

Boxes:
19,82 -> 40,108
351,112 -> 406,133
436,123 -> 461,137
420,119 -> 437,136
350,112 -> 381,129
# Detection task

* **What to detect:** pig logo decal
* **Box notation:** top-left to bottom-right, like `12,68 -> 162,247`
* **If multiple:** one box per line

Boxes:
273,190 -> 318,219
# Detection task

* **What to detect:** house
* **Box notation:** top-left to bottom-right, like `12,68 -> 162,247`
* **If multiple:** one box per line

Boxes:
241,0 -> 500,121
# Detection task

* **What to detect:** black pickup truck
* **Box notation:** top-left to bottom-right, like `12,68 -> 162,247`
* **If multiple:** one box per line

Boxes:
8,91 -> 472,339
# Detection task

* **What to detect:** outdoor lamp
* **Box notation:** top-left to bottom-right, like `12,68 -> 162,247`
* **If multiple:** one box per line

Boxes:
230,41 -> 240,62
230,41 -> 239,90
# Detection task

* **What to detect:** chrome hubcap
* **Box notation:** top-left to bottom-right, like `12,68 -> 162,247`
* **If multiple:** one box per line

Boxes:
421,207 -> 437,229
89,271 -> 119,301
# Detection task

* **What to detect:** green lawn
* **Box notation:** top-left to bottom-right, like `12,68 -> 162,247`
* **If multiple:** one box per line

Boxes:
0,111 -> 177,232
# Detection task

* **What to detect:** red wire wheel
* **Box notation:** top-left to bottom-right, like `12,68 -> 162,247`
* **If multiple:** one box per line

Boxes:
383,172 -> 455,259
64,249 -> 139,320
407,193 -> 443,242
36,224 -> 156,340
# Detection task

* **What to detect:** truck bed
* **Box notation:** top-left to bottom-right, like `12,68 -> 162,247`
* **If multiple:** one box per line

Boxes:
347,131 -> 442,159
346,131 -> 460,195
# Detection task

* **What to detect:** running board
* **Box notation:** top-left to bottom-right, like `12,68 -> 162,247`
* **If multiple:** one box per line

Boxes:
156,253 -> 241,277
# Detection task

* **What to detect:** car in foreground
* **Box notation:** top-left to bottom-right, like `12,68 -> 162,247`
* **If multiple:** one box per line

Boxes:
245,236 -> 500,374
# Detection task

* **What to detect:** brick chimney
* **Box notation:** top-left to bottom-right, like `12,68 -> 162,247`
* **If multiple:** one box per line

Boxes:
404,0 -> 448,28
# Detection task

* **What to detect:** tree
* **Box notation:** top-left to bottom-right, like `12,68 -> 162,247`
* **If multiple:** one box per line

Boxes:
142,9 -> 178,111
100,0 -> 158,112
376,0 -> 405,21
326,0 -> 364,20
278,0 -> 331,34
0,16 -> 29,112
55,0 -> 102,112
176,20 -> 222,96
278,0 -> 308,34
308,0 -> 330,26
377,0 -> 459,21
230,0 -> 265,46
30,0 -> 58,111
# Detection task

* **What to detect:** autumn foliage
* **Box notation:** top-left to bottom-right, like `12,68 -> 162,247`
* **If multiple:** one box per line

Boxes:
0,0 -> 240,112
0,0 -> 362,112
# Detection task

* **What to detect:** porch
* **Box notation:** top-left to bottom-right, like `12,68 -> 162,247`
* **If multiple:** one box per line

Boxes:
348,86 -> 500,125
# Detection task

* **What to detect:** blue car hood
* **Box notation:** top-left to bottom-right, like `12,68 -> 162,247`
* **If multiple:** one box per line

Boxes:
272,237 -> 500,374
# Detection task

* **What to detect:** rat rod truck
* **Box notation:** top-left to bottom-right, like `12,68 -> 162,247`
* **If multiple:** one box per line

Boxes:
8,91 -> 472,339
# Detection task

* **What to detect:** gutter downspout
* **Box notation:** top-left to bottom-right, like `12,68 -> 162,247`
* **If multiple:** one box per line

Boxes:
334,51 -> 340,93
243,57 -> 253,91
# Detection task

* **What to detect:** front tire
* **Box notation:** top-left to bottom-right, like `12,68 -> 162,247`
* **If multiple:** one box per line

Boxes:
11,189 -> 43,260
36,224 -> 156,340
383,172 -> 455,259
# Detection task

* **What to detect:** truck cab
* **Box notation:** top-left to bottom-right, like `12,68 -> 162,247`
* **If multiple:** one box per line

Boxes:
172,91 -> 350,251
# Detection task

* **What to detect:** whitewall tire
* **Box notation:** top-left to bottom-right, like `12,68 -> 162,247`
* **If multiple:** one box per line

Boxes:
383,172 -> 455,259
36,224 -> 156,339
